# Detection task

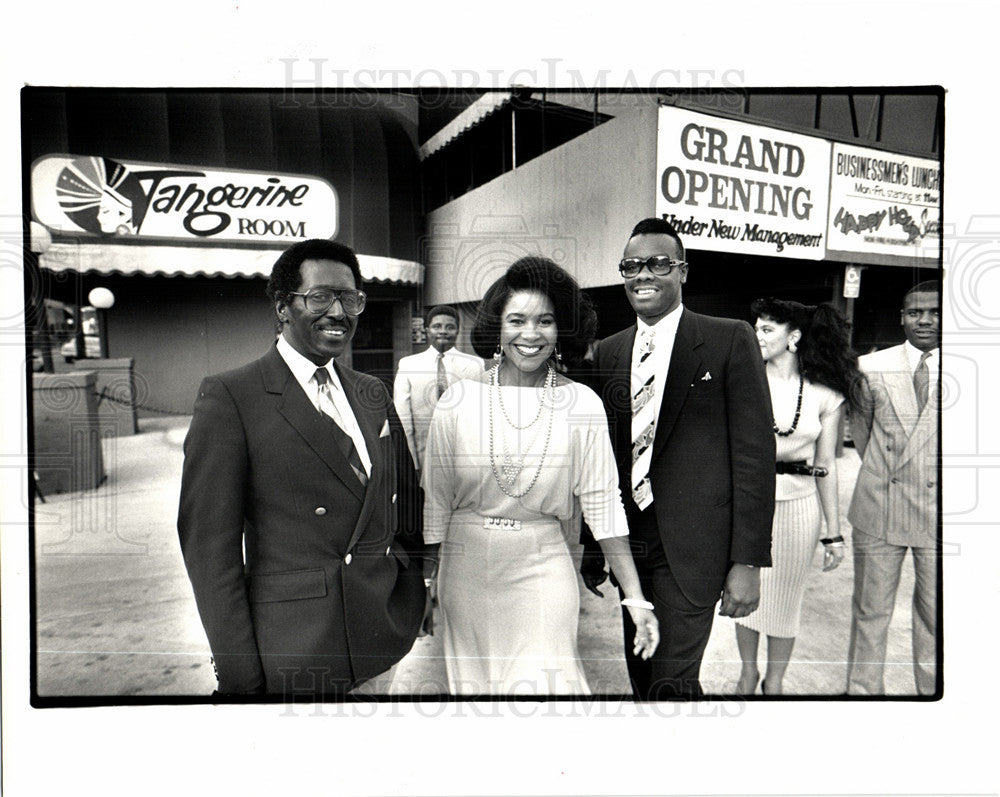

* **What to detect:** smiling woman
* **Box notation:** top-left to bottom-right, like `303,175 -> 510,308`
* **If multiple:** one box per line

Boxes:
420,256 -> 659,697
497,290 -> 558,386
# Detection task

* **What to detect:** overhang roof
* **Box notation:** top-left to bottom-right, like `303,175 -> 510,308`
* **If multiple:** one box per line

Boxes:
418,92 -> 514,161
37,242 -> 423,285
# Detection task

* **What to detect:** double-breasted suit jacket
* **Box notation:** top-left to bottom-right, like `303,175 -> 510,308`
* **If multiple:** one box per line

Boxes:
594,309 -> 776,606
178,346 -> 424,696
849,344 -> 939,546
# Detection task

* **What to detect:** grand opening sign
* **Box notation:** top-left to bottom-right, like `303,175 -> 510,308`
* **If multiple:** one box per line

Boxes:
31,155 -> 338,243
826,142 -> 940,261
655,106 -> 831,259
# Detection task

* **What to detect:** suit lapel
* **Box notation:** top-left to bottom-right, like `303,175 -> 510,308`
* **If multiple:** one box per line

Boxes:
895,348 -> 939,467
334,363 -> 383,479
883,346 -> 920,437
652,310 -> 702,461
262,348 -> 367,502
335,364 -> 389,553
605,327 -> 637,463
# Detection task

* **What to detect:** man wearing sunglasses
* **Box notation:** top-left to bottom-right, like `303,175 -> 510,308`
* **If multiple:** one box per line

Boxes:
582,217 -> 775,699
178,238 -> 425,699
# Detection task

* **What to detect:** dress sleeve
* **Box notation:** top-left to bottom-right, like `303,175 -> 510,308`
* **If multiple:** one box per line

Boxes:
818,385 -> 846,420
421,383 -> 459,545
572,386 -> 629,540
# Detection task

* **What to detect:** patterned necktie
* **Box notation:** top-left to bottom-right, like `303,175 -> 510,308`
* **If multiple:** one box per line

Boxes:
436,351 -> 448,398
631,328 -> 657,510
314,368 -> 368,486
913,350 -> 931,412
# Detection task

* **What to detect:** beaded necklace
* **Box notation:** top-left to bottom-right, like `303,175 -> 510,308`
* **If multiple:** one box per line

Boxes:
773,374 -> 804,437
488,363 -> 556,498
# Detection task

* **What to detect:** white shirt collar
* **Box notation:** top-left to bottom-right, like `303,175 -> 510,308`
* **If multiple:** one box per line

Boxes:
276,334 -> 346,394
636,303 -> 683,341
903,340 -> 939,372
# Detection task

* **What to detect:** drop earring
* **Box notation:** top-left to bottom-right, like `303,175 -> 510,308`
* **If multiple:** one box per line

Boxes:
553,343 -> 564,369
493,344 -> 503,366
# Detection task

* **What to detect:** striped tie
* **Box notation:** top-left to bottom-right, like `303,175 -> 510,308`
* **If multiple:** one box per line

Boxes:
314,368 -> 368,487
436,352 -> 448,398
631,329 -> 656,510
913,350 -> 931,412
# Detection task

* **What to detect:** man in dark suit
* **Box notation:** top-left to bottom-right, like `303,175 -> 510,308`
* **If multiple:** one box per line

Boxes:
582,218 -> 775,699
178,238 -> 425,699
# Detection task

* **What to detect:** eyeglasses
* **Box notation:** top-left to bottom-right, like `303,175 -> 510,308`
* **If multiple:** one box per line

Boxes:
618,255 -> 687,279
289,288 -> 367,316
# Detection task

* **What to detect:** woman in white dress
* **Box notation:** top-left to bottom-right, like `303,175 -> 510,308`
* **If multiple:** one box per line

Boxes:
422,256 -> 659,696
734,298 -> 863,695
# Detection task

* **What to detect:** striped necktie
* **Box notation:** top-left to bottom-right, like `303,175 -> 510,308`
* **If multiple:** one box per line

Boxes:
436,352 -> 448,398
913,350 -> 931,412
314,368 -> 368,487
631,328 -> 656,510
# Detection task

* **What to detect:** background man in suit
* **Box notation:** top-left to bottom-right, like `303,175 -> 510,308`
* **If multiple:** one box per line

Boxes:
393,305 -> 483,473
178,239 -> 425,699
582,217 -> 775,699
847,280 -> 940,695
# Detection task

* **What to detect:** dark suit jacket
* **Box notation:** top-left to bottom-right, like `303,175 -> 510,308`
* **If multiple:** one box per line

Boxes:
593,309 -> 775,606
177,346 -> 424,695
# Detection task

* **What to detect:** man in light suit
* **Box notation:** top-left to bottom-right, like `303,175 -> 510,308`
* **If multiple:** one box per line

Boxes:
178,239 -> 425,699
582,218 -> 775,699
393,305 -> 483,472
847,280 -> 940,696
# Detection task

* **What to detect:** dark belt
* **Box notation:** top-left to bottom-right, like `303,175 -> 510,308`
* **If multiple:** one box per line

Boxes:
775,459 -> 828,477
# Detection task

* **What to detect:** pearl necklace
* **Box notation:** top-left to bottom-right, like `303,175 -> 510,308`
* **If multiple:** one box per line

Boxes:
773,374 -> 804,437
488,363 -> 556,498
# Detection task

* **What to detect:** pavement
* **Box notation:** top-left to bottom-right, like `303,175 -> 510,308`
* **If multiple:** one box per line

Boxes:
33,416 -> 925,698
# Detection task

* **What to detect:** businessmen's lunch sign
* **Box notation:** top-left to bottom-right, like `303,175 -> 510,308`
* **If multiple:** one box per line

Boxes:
826,142 -> 940,260
655,106 -> 831,260
31,155 -> 338,244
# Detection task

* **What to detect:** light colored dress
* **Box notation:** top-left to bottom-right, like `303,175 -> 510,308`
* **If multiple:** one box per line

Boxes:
737,377 -> 844,638
422,377 -> 629,695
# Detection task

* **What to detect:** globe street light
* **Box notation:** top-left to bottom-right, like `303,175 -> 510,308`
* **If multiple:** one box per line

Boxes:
87,287 -> 115,359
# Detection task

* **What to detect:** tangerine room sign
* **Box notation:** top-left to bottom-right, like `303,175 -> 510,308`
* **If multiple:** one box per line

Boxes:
31,154 -> 338,243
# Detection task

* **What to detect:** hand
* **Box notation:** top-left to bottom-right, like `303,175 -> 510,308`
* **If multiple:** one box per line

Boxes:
626,605 -> 660,660
418,578 -> 437,637
822,542 -> 845,572
718,563 -> 760,618
580,548 -> 608,598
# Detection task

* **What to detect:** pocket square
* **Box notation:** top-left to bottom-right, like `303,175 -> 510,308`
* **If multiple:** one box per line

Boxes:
700,371 -> 712,381
379,419 -> 390,438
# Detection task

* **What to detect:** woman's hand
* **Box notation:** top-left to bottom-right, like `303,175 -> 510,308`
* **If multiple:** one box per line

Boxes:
419,575 -> 438,637
822,542 -> 845,572
626,606 -> 659,660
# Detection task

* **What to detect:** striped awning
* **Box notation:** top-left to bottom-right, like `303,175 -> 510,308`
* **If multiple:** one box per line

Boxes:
418,91 -> 514,161
37,241 -> 423,285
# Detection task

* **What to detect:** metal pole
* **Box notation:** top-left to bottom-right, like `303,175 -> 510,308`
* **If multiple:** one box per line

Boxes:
511,109 -> 517,170
98,308 -> 110,358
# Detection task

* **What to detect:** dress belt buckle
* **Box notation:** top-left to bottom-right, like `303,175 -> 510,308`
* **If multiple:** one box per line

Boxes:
483,516 -> 521,530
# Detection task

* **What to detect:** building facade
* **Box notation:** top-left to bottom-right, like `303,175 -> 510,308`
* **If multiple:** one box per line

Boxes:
25,90 -> 426,415
417,89 -> 942,352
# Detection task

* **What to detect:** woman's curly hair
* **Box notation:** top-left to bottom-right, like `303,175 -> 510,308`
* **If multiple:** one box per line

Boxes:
751,297 -> 865,410
471,256 -> 598,368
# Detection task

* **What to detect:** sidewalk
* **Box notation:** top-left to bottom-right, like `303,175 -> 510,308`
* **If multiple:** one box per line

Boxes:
33,417 -> 924,698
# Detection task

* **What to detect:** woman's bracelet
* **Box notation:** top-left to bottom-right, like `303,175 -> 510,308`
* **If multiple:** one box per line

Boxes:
621,598 -> 655,611
820,536 -> 845,546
